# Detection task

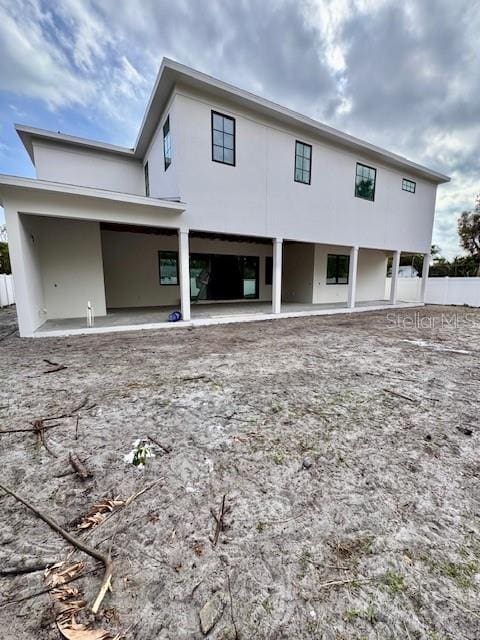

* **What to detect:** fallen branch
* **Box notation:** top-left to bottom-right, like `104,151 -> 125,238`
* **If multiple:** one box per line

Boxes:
147,435 -> 172,454
383,388 -> 417,403
68,452 -> 93,480
226,570 -> 240,639
33,419 -> 58,457
211,494 -> 229,546
0,483 -> 112,613
43,359 -> 68,374
317,577 -> 371,589
0,423 -> 61,435
0,560 -> 57,576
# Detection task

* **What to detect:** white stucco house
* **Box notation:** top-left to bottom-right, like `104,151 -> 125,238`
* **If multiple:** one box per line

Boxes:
0,59 -> 449,337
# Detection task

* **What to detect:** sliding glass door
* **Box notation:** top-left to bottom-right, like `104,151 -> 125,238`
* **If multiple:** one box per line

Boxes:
190,253 -> 259,301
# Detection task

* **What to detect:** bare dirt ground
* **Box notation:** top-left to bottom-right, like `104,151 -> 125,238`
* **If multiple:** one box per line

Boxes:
0,304 -> 479,640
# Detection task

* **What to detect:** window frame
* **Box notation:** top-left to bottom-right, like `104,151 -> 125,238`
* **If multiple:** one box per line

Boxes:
402,178 -> 416,193
294,140 -> 312,185
144,161 -> 149,197
326,254 -> 350,285
355,162 -> 377,202
211,110 -> 236,166
163,116 -> 171,171
265,256 -> 273,285
158,250 -> 179,286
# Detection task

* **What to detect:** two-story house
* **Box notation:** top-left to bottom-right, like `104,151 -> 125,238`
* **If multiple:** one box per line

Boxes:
0,58 -> 449,337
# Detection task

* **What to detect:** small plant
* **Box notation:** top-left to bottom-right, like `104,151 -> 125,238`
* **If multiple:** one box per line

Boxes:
439,560 -> 478,589
256,521 -> 266,533
124,439 -> 155,466
272,452 -> 285,465
344,605 -> 377,624
383,570 -> 406,594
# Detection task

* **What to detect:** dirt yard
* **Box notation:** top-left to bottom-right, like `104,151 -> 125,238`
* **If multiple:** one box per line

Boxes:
0,305 -> 479,640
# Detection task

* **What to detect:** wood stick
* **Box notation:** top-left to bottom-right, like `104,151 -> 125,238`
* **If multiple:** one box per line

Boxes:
213,495 -> 226,546
147,435 -> 171,454
0,423 -> 61,435
68,452 -> 93,480
0,483 -> 112,613
0,561 -> 56,576
383,388 -> 417,403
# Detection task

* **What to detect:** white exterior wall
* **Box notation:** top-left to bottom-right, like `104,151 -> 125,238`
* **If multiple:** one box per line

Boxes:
101,229 -> 273,308
25,215 -> 106,320
169,87 -> 437,252
282,243 -> 314,303
143,96 -> 181,200
312,245 -> 387,304
33,141 -> 144,195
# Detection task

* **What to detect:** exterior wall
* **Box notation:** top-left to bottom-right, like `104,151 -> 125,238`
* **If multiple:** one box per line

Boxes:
143,95 -> 181,200
33,141 -> 144,195
101,229 -> 273,308
172,86 -> 437,253
282,242 -> 314,303
313,244 -> 387,304
25,215 -> 106,320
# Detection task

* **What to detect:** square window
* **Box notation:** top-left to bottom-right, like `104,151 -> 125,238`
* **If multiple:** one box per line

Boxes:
211,111 -> 235,165
326,254 -> 350,284
402,178 -> 416,193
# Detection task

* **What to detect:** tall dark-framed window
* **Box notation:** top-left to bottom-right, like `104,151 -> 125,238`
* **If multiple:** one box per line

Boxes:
355,163 -> 376,201
211,111 -> 235,166
158,251 -> 178,285
144,162 -> 149,197
265,256 -> 273,285
294,141 -> 312,184
402,178 -> 416,193
326,254 -> 350,284
163,116 -> 171,171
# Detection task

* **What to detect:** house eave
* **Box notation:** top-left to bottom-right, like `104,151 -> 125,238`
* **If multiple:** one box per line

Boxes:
0,174 -> 185,213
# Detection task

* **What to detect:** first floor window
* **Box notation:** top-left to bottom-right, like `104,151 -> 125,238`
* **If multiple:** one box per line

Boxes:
163,116 -> 171,170
402,178 -> 416,193
144,162 -> 149,197
158,251 -> 178,285
295,140 -> 312,184
355,162 -> 376,201
327,254 -> 350,284
265,256 -> 273,285
212,111 -> 235,165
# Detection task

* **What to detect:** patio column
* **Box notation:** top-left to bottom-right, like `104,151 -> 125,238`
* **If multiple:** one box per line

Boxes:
390,250 -> 401,305
272,238 -> 283,314
178,229 -> 191,321
420,252 -> 430,302
347,245 -> 359,308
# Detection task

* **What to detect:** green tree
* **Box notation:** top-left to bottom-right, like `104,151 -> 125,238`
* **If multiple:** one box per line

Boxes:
458,195 -> 480,275
0,242 -> 11,274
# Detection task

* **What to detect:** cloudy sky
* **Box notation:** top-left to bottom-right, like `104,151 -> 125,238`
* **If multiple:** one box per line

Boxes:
0,0 -> 478,257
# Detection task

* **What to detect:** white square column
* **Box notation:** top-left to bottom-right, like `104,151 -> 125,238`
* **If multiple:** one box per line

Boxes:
272,238 -> 283,314
178,229 -> 191,321
347,245 -> 359,308
420,253 -> 430,302
390,250 -> 401,305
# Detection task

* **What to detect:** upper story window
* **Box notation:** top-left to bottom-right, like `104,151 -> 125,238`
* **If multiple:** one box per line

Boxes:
327,254 -> 350,284
402,178 -> 416,193
294,141 -> 312,184
211,111 -> 235,166
144,162 -> 149,197
163,116 -> 171,171
355,163 -> 376,201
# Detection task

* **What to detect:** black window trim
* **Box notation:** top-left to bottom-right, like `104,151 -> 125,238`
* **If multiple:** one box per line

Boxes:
402,177 -> 416,193
326,253 -> 350,285
163,115 -> 171,172
294,139 -> 312,185
158,250 -> 179,286
355,162 -> 377,202
211,110 -> 236,166
144,161 -> 149,197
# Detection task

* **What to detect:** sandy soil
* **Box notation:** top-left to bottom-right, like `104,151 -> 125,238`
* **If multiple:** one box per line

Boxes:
0,304 -> 479,639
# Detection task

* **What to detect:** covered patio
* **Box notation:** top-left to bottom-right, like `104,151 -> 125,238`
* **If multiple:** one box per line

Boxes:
34,298 -> 420,337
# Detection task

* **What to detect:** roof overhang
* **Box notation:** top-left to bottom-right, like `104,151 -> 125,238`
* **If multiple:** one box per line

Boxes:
14,59 -> 450,185
0,174 -> 185,213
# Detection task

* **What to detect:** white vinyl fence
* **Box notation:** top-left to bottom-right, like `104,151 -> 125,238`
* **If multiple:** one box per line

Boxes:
0,274 -> 15,307
385,276 -> 480,307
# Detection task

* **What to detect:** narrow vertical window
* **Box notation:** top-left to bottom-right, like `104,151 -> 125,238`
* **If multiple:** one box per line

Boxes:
211,111 -> 235,166
163,116 -> 171,171
158,251 -> 178,285
144,162 -> 149,197
294,141 -> 312,184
